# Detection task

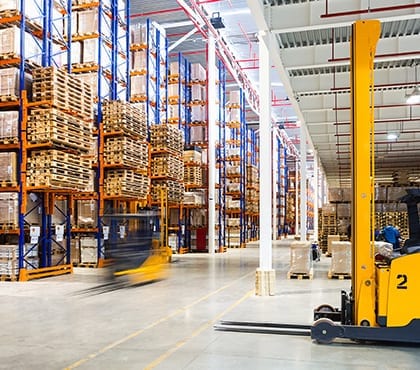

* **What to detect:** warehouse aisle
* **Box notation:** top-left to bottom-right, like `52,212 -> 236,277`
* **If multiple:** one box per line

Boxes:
1,242 -> 420,370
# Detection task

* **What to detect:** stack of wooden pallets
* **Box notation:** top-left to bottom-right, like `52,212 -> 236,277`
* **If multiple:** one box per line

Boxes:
27,67 -> 95,192
150,124 -> 184,153
102,101 -> 149,200
32,67 -> 93,120
102,100 -> 147,140
104,136 -> 148,169
184,166 -> 202,186
151,155 -> 183,181
27,108 -> 94,153
105,169 -> 149,199
27,150 -> 93,191
150,124 -> 184,204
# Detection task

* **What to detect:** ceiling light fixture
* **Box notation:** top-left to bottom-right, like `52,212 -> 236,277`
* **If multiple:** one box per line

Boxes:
406,64 -> 420,104
387,132 -> 399,141
210,12 -> 225,29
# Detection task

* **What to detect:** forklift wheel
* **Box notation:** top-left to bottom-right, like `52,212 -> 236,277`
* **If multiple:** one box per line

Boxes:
311,318 -> 339,344
315,304 -> 335,313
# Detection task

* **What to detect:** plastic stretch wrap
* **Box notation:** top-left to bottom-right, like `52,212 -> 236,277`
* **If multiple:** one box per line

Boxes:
0,152 -> 16,183
375,241 -> 393,260
327,235 -> 340,254
330,241 -> 351,275
289,241 -> 311,274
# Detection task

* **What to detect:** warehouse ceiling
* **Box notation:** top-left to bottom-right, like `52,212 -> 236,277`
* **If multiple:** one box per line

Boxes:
130,0 -> 420,188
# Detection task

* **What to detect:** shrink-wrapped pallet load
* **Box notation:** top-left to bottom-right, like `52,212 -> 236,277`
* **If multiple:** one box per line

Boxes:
329,241 -> 351,277
288,241 -> 312,277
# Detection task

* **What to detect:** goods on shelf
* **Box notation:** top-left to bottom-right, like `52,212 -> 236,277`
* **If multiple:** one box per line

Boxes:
27,108 -> 94,153
32,67 -> 93,120
80,237 -> 98,264
0,152 -> 16,185
104,137 -> 148,170
0,26 -> 42,65
102,100 -> 147,139
0,192 -> 18,229
152,154 -> 183,181
190,63 -> 206,82
329,241 -> 351,277
151,180 -> 184,204
184,166 -> 202,186
130,23 -> 147,46
76,200 -> 97,228
150,124 -> 184,153
183,191 -> 204,206
0,67 -> 30,99
183,149 -> 201,164
0,111 -> 18,143
104,169 -> 149,199
26,150 -> 94,191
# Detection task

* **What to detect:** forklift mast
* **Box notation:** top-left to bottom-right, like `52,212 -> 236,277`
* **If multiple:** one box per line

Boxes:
350,20 -> 381,326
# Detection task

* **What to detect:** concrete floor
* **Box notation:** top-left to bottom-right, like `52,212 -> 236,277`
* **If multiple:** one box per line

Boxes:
1,241 -> 420,370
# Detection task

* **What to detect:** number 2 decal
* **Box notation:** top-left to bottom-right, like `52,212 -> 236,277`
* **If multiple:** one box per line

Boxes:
397,274 -> 408,290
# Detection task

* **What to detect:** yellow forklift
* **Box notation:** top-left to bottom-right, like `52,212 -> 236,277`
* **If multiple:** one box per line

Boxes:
216,20 -> 420,344
311,19 -> 420,344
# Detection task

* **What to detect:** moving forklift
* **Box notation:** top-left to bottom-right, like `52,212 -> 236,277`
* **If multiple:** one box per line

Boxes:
215,20 -> 420,345
311,20 -> 420,344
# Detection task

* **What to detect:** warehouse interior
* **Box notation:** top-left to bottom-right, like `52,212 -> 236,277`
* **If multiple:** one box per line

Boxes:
0,0 -> 420,368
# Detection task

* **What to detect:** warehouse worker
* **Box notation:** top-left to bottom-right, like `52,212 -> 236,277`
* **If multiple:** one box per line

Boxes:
380,225 -> 401,251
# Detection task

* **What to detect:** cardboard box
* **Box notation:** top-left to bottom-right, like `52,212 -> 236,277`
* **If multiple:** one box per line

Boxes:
82,38 -> 98,64
327,235 -> 341,255
191,84 -> 205,101
132,50 -> 147,71
191,63 -> 206,81
0,111 -> 18,140
0,152 -> 16,183
130,75 -> 146,97
131,23 -> 147,45
0,192 -> 18,226
0,67 -> 21,96
289,241 -> 311,274
228,90 -> 241,105
330,241 -> 351,275
77,9 -> 98,35
191,105 -> 206,122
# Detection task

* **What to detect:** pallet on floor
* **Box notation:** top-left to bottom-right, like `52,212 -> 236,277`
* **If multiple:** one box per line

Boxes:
287,269 -> 313,280
328,271 -> 351,280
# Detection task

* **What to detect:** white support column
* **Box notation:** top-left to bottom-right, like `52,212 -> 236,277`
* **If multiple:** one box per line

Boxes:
256,31 -> 275,296
313,153 -> 319,241
272,130 -> 277,240
207,35 -> 216,254
295,159 -> 299,235
300,126 -> 307,241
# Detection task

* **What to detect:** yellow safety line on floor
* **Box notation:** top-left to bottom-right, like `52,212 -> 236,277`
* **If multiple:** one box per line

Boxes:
143,289 -> 254,370
64,271 -> 254,370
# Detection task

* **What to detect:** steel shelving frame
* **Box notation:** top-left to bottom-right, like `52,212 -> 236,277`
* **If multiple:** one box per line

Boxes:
217,61 -> 226,251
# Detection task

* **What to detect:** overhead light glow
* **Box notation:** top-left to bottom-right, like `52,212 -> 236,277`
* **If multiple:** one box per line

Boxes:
387,133 -> 399,141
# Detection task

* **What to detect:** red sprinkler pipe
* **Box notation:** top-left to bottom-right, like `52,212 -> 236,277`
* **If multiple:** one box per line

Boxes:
322,2 -> 420,18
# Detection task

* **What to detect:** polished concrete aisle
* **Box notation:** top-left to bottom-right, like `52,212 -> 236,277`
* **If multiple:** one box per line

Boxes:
1,242 -> 420,370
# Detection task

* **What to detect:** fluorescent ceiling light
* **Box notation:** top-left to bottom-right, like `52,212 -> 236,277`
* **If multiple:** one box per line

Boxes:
387,133 -> 399,140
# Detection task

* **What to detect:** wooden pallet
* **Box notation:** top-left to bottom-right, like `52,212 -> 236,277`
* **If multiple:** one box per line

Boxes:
328,271 -> 351,280
287,269 -> 314,280
0,94 -> 18,102
0,274 -> 18,281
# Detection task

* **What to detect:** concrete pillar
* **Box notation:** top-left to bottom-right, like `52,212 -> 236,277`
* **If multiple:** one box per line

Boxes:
256,31 -> 275,296
300,126 -> 307,241
207,35 -> 216,254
